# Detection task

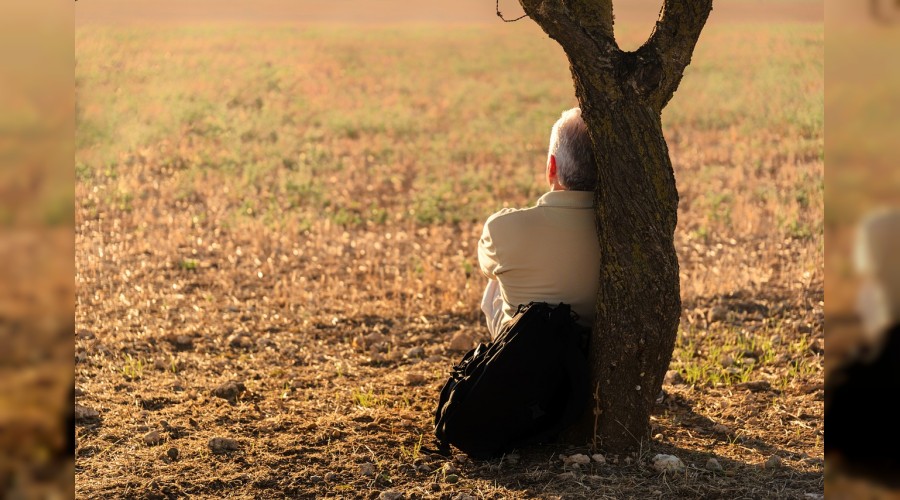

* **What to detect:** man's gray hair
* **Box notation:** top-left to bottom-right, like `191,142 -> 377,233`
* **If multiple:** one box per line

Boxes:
547,107 -> 597,192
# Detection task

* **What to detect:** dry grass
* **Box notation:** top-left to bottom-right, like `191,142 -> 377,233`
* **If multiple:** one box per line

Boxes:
75,22 -> 823,499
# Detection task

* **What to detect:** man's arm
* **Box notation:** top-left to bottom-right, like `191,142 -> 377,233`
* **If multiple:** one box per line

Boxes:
478,219 -> 500,280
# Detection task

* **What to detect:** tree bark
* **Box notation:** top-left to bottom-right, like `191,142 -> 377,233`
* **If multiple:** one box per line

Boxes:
517,0 -> 713,452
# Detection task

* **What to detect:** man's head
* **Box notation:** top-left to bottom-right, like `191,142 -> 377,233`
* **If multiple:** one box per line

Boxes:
546,107 -> 597,192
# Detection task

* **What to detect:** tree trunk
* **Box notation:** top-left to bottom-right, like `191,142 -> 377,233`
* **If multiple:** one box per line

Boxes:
517,0 -> 713,452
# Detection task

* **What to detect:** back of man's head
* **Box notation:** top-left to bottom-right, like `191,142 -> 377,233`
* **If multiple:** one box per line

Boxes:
548,108 -> 597,192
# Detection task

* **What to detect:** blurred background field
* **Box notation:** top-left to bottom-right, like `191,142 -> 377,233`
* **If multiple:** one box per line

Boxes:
823,0 -> 900,495
75,21 -> 824,315
71,1 -> 828,498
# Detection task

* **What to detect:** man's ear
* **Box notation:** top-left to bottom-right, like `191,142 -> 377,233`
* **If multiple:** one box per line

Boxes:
548,155 -> 557,181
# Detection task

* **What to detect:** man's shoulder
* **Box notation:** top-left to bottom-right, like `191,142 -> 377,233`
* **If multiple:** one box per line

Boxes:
483,205 -> 542,233
485,207 -> 522,225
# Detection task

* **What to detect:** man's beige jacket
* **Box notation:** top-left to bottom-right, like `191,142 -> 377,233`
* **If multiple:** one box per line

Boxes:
478,190 -> 601,330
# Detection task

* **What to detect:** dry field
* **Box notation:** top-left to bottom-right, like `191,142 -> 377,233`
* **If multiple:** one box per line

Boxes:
75,19 -> 823,499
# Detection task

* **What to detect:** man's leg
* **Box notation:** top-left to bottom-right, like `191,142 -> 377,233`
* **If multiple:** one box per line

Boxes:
481,279 -> 505,339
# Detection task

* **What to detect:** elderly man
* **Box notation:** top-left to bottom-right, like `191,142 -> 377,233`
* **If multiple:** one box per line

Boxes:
479,108 -> 601,338
826,208 -> 900,486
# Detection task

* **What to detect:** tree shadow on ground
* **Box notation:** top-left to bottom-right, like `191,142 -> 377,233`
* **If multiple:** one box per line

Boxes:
455,434 -> 822,499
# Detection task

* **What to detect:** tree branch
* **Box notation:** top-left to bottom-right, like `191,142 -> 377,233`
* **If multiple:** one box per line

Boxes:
639,0 -> 714,111
518,0 -> 621,96
564,0 -> 616,43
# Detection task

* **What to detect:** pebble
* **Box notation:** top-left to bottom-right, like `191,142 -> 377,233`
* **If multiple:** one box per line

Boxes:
444,473 -> 459,484
364,332 -> 386,347
560,453 -> 591,465
227,333 -> 252,349
448,331 -> 474,351
664,370 -> 684,385
360,462 -> 377,477
74,404 -> 100,421
405,372 -> 426,385
737,380 -> 771,392
208,437 -> 240,454
557,472 -> 576,480
417,464 -> 431,473
651,454 -> 685,473
709,306 -> 728,323
452,494 -> 476,500
174,335 -> 193,350
212,380 -> 246,402
405,346 -> 425,358
765,455 -> 782,469
167,447 -> 179,460
711,423 -> 732,435
504,453 -> 520,465
143,430 -> 162,446
324,472 -> 337,482
591,454 -> 606,464
425,355 -> 443,363
430,483 -> 441,492
443,463 -> 458,475
706,458 -> 723,472
379,492 -> 403,500
310,475 -> 324,484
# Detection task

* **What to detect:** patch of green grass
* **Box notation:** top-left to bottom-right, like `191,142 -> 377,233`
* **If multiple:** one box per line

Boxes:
673,326 -> 791,388
352,388 -> 379,408
121,354 -> 144,380
399,434 -> 423,462
179,258 -> 199,271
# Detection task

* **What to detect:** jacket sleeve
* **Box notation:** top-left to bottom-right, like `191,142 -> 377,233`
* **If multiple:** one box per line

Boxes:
478,218 -> 500,279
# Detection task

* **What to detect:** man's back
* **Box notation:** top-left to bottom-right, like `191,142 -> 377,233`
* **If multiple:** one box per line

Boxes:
478,190 -> 601,330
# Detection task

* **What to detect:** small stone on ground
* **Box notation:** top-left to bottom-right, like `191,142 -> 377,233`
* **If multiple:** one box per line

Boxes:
360,462 -> 377,477
711,423 -> 732,435
560,453 -> 591,466
405,346 -> 425,358
448,331 -> 474,351
74,404 -> 99,421
664,370 -> 684,385
652,454 -> 685,473
208,437 -> 240,454
143,430 -> 162,446
706,458 -> 723,471
212,380 -> 246,402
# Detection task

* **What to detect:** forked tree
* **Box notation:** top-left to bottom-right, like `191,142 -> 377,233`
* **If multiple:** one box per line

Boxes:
514,0 -> 713,452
